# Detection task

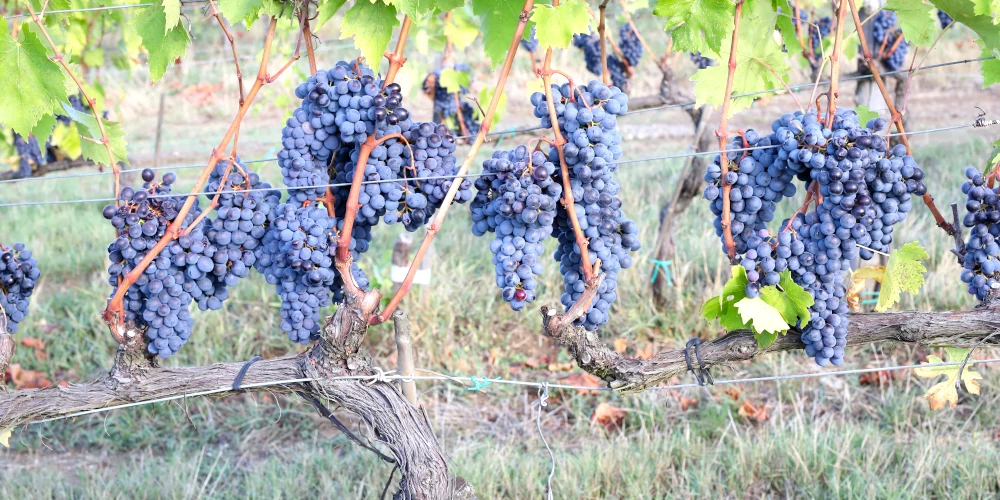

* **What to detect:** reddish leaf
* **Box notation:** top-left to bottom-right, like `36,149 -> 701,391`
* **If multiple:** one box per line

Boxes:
738,400 -> 770,423
20,337 -> 47,361
859,366 -> 896,387
3,364 -> 53,389
560,372 -> 604,394
723,386 -> 742,401
590,402 -> 626,431
613,338 -> 628,353
524,357 -> 539,369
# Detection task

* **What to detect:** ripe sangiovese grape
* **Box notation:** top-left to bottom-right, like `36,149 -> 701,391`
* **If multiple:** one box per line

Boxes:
937,9 -> 953,29
422,64 -> 481,137
280,61 -> 411,205
12,134 -> 44,178
618,24 -> 642,67
520,26 -> 539,53
104,170 -> 205,358
472,145 -> 562,310
704,108 -> 926,366
532,80 -> 641,330
690,52 -> 714,69
872,11 -> 908,71
959,166 -> 1000,301
0,242 -> 40,334
572,34 -> 629,90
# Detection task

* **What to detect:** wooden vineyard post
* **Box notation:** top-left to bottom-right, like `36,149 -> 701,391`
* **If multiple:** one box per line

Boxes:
391,233 -> 433,296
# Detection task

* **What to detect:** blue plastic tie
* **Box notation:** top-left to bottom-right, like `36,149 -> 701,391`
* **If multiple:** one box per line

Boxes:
650,259 -> 673,286
468,376 -> 499,391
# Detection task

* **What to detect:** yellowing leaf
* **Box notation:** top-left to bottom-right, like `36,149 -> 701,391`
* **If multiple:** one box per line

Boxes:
531,0 -> 591,50
853,265 -> 886,283
691,0 -> 790,117
341,0 -> 399,70
876,242 -> 927,312
0,427 -> 10,448
162,0 -> 183,32
913,348 -> 981,410
846,272 -> 867,312
734,297 -> 789,335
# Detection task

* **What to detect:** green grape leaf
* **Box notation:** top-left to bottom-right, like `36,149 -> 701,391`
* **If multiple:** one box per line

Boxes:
759,271 -> 813,328
476,86 -> 506,122
931,0 -> 1000,52
162,0 -> 183,31
134,4 -> 190,82
472,0 -> 525,67
717,266 -> 752,331
51,122 -> 82,160
437,0 -> 465,10
885,0 -> 938,46
0,18 -> 68,136
735,297 -> 790,335
989,138 -> 1000,171
316,0 -> 348,29
701,295 -> 722,321
754,330 -> 779,349
530,0 -> 591,50
439,67 -> 471,93
653,0 -> 733,55
30,114 -> 57,145
393,0 -> 436,19
970,0 -> 995,18
219,0 -> 263,26
981,48 -> 1000,87
691,0 -> 790,117
875,241 -> 928,312
444,9 -> 481,50
83,48 -> 104,68
913,348 -> 981,410
62,104 -> 130,167
772,0 -> 805,58
341,0 -> 399,70
854,105 -> 881,125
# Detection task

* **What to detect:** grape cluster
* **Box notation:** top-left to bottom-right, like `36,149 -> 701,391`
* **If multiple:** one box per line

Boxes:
104,170 -> 203,358
521,26 -> 539,53
959,167 -> 1000,301
938,9 -> 953,29
873,11 -> 909,71
279,61 -> 411,205
618,24 -> 643,67
471,146 -> 562,310
572,34 -> 628,90
531,80 -> 641,330
704,109 -> 927,365
254,203 -> 339,343
421,64 -> 481,137
690,52 -> 714,69
0,243 -> 40,334
398,121 -> 474,230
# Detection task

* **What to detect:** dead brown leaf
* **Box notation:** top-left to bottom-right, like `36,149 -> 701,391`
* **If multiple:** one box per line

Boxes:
635,343 -> 655,360
723,386 -> 742,401
590,402 -> 626,431
3,364 -> 53,390
524,357 -> 539,369
20,337 -> 47,361
560,372 -> 605,394
613,338 -> 628,353
738,400 -> 770,423
547,362 -> 574,372
859,367 -> 896,387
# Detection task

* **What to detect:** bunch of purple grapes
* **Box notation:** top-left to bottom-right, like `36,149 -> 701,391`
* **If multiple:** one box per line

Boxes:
572,34 -> 628,90
704,109 -> 927,366
1,243 -> 40,334
618,24 -> 642,67
690,52 -> 714,69
421,63 -> 481,137
959,166 -> 1000,301
872,11 -> 908,71
937,9 -> 953,29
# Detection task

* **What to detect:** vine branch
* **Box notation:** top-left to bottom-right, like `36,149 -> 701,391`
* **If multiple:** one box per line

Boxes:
825,0 -> 848,127
207,0 -> 245,107
714,0 -> 744,261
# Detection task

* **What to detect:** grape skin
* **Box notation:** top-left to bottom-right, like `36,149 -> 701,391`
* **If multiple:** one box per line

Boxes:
960,166 -> 1000,301
0,242 -> 40,334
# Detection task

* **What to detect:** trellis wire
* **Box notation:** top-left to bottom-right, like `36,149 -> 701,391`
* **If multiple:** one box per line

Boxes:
453,55 -> 997,140
0,121 -> 988,208
3,1 -> 207,19
20,356 -> 1000,426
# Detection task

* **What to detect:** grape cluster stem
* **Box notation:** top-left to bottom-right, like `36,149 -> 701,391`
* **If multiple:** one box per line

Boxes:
207,0 -> 246,106
714,0 -> 745,261
597,0 -> 611,86
846,0 -> 955,237
825,0 -> 848,127
371,0 -> 537,325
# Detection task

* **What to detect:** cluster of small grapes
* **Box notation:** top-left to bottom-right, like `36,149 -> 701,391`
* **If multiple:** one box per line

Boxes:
704,109 -> 927,365
808,15 -> 833,68
872,11 -> 908,71
572,34 -> 628,90
0,243 -> 40,334
279,61 -> 411,204
959,167 -> 1000,301
104,170 -> 203,358
618,25 -> 642,67
531,81 -> 641,330
520,26 -> 539,53
689,52 -> 714,69
398,121 -> 474,230
471,146 -> 562,310
938,9 -> 953,29
421,63 -> 481,137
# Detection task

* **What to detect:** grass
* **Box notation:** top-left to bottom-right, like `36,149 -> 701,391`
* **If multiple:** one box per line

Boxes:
3,19 -> 1000,496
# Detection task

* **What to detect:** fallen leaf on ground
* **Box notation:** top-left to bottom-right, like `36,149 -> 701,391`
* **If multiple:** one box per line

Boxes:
3,364 -> 53,389
20,337 -> 47,360
524,357 -> 539,369
547,362 -> 574,372
914,348 -> 980,410
738,400 -> 770,422
635,343 -> 655,360
859,367 -> 896,387
723,386 -> 742,400
590,402 -> 626,431
560,372 -> 605,394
